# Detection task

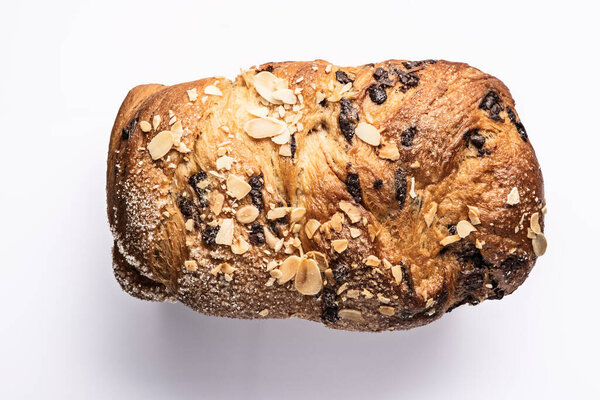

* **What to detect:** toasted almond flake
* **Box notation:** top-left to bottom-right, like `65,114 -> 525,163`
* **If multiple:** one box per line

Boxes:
349,227 -> 362,238
201,96 -> 208,103
410,161 -> 421,168
210,264 -> 222,276
305,251 -> 328,272
295,76 -> 304,83
365,255 -> 381,267
391,265 -> 403,284
253,71 -> 282,103
265,277 -> 275,287
368,224 -> 380,242
277,256 -> 302,285
236,205 -> 259,224
221,263 -> 236,275
226,175 -> 252,199
170,121 -> 183,143
279,144 -> 292,156
231,238 -> 250,254
325,64 -> 332,73
186,88 -> 198,102
204,85 -> 222,96
527,227 -> 537,239
147,130 -> 174,160
379,306 -> 395,316
169,116 -> 177,125
530,212 -> 542,234
263,227 -> 282,251
456,220 -> 477,238
271,128 -> 291,145
270,269 -> 283,279
377,294 -> 391,304
340,82 -> 352,94
424,202 -> 438,227
168,110 -> 174,118
382,259 -> 392,270
346,289 -> 360,299
331,239 -> 348,253
216,155 -> 234,170
258,309 -> 269,317
338,309 -> 364,322
475,239 -> 485,249
339,200 -> 361,223
210,192 -> 225,216
355,122 -> 381,146
267,207 -> 288,220
290,207 -> 306,223
152,115 -> 161,130
248,106 -> 269,118
378,143 -> 400,160
468,206 -> 481,225
507,187 -> 520,205
184,260 -> 198,272
217,147 -> 227,157
244,117 -> 287,139
272,89 -> 297,105
224,273 -> 233,282
409,177 -> 417,199
139,120 -> 152,132
305,219 -> 321,239
185,219 -> 195,231
532,233 -> 547,256
440,234 -> 461,246
542,205 -> 548,215
337,283 -> 349,295
316,91 -> 326,105
329,212 -> 344,233
215,219 -> 234,246
294,258 -> 322,295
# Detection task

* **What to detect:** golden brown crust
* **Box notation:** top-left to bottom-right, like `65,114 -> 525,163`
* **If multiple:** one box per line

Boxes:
106,59 -> 545,331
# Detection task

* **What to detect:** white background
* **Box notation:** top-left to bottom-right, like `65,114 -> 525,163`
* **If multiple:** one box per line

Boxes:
1,0 -> 599,398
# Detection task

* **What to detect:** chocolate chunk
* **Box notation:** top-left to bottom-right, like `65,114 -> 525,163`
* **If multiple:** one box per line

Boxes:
122,117 -> 138,140
394,168 -> 407,208
248,174 -> 264,210
290,134 -> 297,158
188,171 -> 209,207
202,225 -> 219,246
338,98 -> 359,142
368,84 -> 387,104
319,98 -> 327,107
373,68 -> 394,87
471,133 -> 486,149
401,127 -> 417,147
321,288 -> 340,323
332,263 -> 349,283
177,196 -> 196,219
335,70 -> 353,85
395,69 -> 420,91
373,179 -> 383,189
506,107 -> 528,142
345,172 -> 362,203
400,262 -> 414,293
479,91 -> 505,122
401,60 -> 438,70
249,223 -> 265,245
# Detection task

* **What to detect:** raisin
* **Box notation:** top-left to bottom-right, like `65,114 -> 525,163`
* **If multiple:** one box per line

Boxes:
202,225 -> 219,246
345,172 -> 362,203
506,107 -> 528,142
394,168 -> 407,208
367,84 -> 387,104
248,174 -> 264,210
249,223 -> 265,245
122,117 -> 138,140
395,69 -> 420,91
321,288 -> 340,323
335,70 -> 353,84
479,91 -> 505,122
287,135 -> 296,159
177,196 -> 196,219
188,171 -> 209,207
338,98 -> 359,142
401,127 -> 417,147
401,59 -> 438,70
373,179 -> 383,189
373,68 -> 394,87
332,263 -> 349,283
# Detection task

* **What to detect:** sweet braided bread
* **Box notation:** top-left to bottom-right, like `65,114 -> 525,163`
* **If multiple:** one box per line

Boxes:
107,59 -> 546,331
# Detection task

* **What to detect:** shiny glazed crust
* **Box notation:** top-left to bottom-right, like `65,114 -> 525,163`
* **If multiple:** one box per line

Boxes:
107,59 -> 546,331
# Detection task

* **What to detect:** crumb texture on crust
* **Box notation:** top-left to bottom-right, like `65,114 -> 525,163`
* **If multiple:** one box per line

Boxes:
106,59 -> 546,331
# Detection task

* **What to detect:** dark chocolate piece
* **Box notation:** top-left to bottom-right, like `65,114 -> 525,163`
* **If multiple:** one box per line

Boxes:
394,168 -> 407,208
338,98 -> 359,142
335,70 -> 353,85
249,223 -> 265,245
368,84 -> 387,104
401,127 -> 417,147
202,225 -> 219,246
345,172 -> 363,203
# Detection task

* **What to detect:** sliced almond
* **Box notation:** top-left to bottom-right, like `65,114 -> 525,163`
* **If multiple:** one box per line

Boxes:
379,306 -> 395,316
456,220 -> 477,238
248,106 -> 269,118
253,71 -> 283,103
424,202 -> 438,227
221,262 -> 236,275
440,234 -> 461,246
264,226 -> 282,251
186,88 -> 198,102
339,200 -> 361,223
467,205 -> 481,225
204,85 -> 222,96
365,255 -> 381,267
378,143 -> 400,161
507,187 -> 520,205
271,128 -> 291,145
152,115 -> 161,130
279,144 -> 292,157
290,207 -> 306,223
355,122 -> 381,146
391,265 -> 403,284
147,130 -> 174,160
276,256 -> 300,285
244,117 -> 287,139
532,233 -> 547,256
305,219 -> 321,239
215,219 -> 234,246
258,309 -> 269,317
236,205 -> 259,224
331,239 -> 348,253
210,192 -> 225,216
272,89 -> 297,105
139,120 -> 152,132
330,212 -> 344,233
409,177 -> 417,199
338,309 -> 364,322
184,260 -> 198,272
185,219 -> 195,231
530,212 -> 541,234
316,91 -> 326,105
294,258 -> 323,295
231,238 -> 250,254
349,227 -> 362,238
304,251 -> 328,272
216,155 -> 234,170
475,239 -> 484,249
267,207 -> 288,220
226,175 -> 252,199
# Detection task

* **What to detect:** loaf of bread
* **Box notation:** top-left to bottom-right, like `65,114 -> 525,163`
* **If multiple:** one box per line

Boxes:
107,59 -> 546,331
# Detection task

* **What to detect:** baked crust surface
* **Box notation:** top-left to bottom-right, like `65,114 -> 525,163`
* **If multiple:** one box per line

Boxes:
107,60 -> 546,331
